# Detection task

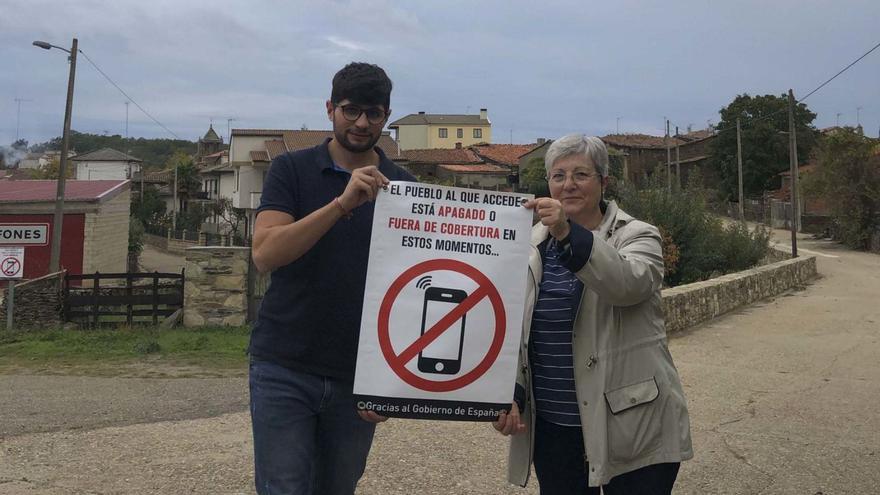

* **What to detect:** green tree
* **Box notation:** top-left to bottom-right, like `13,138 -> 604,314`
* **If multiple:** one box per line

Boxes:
711,93 -> 818,200
28,157 -> 75,179
29,131 -> 198,169
210,197 -> 248,239
803,128 -> 880,249
521,157 -> 549,197
131,186 -> 167,226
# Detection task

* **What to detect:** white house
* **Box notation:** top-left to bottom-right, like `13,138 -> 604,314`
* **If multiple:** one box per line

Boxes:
18,150 -> 77,170
72,148 -> 142,180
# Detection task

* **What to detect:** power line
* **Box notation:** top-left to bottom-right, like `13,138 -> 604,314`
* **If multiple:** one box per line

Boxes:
685,39 -> 880,136
799,40 -> 880,102
77,50 -> 181,140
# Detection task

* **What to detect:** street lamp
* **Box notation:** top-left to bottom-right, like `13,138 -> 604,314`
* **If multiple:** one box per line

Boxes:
33,38 -> 78,273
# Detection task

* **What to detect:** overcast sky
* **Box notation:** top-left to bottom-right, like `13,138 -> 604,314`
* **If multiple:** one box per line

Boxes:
1,0 -> 878,147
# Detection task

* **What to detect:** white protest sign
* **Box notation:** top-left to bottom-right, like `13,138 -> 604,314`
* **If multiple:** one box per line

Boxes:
354,181 -> 533,421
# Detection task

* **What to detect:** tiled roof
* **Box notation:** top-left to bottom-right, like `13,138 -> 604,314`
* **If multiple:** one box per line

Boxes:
142,170 -> 172,182
231,128 -> 286,137
678,129 -> 715,142
389,113 -> 490,127
601,134 -> 687,149
0,180 -> 128,203
401,148 -> 482,164
71,147 -> 143,162
265,140 -> 289,160
470,144 -> 539,166
203,150 -> 227,158
199,163 -> 235,174
439,164 -> 509,174
250,150 -> 270,162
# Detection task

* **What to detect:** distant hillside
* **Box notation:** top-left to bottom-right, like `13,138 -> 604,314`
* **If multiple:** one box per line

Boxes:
29,131 -> 200,169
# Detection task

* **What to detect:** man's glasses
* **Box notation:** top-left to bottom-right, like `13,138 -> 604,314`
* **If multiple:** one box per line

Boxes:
337,104 -> 387,125
546,170 -> 601,185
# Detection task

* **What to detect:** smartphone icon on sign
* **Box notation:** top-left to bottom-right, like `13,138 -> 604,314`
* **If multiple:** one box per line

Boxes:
418,287 -> 468,375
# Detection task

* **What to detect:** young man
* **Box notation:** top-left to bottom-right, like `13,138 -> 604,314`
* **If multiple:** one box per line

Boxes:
248,62 -> 416,495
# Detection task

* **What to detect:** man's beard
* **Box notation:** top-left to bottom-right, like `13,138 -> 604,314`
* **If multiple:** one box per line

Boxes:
334,127 -> 381,153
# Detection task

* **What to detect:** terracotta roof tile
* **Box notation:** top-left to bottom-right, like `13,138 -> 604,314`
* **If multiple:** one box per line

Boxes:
401,148 -> 483,164
250,150 -> 270,162
0,180 -> 128,203
470,144 -> 539,166
438,164 -> 509,173
265,140 -> 289,160
231,129 -> 286,137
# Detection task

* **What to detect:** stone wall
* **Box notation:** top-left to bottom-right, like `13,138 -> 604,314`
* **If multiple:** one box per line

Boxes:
0,271 -> 65,330
662,253 -> 817,334
183,247 -> 249,327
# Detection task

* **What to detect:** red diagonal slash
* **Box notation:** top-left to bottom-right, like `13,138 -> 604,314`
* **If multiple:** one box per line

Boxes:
390,284 -> 490,367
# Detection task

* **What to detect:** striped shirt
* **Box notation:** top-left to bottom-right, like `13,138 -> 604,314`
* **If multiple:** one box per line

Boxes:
530,239 -> 584,427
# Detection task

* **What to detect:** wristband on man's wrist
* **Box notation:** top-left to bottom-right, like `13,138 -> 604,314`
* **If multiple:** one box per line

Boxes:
333,197 -> 353,219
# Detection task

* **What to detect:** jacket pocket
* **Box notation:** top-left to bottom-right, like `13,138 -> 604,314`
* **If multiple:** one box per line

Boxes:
604,377 -> 662,462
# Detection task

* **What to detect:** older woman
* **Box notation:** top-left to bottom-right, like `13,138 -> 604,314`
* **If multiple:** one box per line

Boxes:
493,134 -> 692,494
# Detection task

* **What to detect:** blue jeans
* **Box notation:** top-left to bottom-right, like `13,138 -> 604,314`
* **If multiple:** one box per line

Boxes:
249,359 -> 376,495
533,416 -> 680,495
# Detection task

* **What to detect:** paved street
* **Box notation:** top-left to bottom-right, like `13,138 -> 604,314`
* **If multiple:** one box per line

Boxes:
1,231 -> 878,494
138,244 -> 186,274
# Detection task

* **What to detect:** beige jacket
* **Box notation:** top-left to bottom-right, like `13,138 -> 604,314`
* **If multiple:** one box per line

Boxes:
508,201 -> 693,487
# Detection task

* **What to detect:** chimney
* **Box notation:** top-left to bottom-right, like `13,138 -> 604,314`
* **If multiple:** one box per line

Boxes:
418,111 -> 425,115
537,138 -> 546,145
479,108 -> 488,121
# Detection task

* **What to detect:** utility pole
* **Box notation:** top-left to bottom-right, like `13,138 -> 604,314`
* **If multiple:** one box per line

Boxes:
674,126 -> 681,189
14,98 -> 33,141
788,89 -> 800,257
836,113 -> 842,127
857,106 -> 862,127
665,119 -> 671,194
616,117 -> 621,134
41,38 -> 77,273
736,117 -> 744,221
172,165 -> 178,232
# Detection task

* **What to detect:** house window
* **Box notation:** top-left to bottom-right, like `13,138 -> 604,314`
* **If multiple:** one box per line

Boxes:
473,128 -> 482,139
457,128 -> 463,138
439,128 -> 448,138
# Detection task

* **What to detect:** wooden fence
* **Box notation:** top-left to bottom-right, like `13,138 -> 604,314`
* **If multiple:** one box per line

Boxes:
64,271 -> 185,327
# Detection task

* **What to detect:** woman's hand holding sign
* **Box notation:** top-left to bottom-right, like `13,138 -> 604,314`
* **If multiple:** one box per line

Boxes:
492,403 -> 525,436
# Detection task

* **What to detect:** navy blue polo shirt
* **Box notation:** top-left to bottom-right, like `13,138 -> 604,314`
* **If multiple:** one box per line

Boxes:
249,139 -> 416,381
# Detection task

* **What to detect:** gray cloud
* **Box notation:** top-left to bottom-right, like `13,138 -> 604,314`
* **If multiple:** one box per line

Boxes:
2,0 -> 878,147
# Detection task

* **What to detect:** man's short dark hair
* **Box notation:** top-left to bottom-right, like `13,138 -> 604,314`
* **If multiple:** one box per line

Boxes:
331,62 -> 392,109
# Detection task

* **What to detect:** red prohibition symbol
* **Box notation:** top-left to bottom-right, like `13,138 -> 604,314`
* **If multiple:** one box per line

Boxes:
377,258 -> 506,392
1,257 -> 21,277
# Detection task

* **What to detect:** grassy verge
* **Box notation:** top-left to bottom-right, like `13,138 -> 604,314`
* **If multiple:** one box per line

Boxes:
0,325 -> 250,375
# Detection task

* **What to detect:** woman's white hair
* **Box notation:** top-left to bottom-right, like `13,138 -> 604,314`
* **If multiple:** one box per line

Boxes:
544,134 -> 609,178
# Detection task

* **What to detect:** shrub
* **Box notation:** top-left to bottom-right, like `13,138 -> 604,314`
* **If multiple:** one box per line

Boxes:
617,176 -> 769,287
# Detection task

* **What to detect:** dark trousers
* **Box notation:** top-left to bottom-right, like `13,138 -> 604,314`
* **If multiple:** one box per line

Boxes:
249,359 -> 376,495
533,416 -> 680,495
